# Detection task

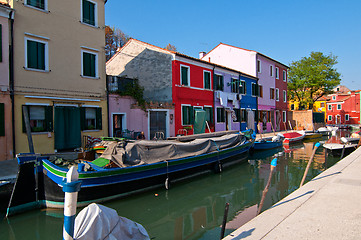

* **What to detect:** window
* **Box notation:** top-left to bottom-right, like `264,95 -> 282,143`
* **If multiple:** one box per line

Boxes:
215,74 -> 224,91
337,104 -> 341,110
82,0 -> 97,26
283,90 -> 287,102
332,96 -> 336,100
270,88 -> 275,100
0,103 -> 4,136
26,0 -> 46,10
328,104 -> 332,110
321,102 -> 325,107
257,60 -> 261,73
259,85 -> 263,98
291,104 -> 295,110
180,65 -> 190,86
282,111 -> 286,123
81,107 -> 102,130
22,105 -> 53,133
0,24 -> 2,62
240,81 -> 246,94
216,107 -> 225,123
233,109 -> 240,122
204,71 -> 211,89
204,106 -> 213,124
328,115 -> 332,121
275,67 -> 279,79
182,105 -> 193,125
251,83 -> 258,96
270,65 -> 273,77
276,88 -> 279,101
241,109 -> 247,122
231,78 -> 239,93
283,70 -> 287,82
345,114 -> 349,121
25,37 -> 48,71
82,50 -> 98,78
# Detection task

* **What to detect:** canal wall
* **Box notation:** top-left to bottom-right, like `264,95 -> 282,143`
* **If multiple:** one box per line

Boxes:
224,146 -> 361,239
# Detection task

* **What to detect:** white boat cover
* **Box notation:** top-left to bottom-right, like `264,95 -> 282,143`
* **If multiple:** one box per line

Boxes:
74,203 -> 150,240
99,133 -> 245,167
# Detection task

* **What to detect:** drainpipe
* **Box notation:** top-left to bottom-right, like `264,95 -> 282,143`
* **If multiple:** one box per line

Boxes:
239,74 -> 242,131
9,10 -> 15,157
106,75 -> 110,137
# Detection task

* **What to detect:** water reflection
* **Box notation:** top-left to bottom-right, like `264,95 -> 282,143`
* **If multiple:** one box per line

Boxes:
0,134 -> 346,240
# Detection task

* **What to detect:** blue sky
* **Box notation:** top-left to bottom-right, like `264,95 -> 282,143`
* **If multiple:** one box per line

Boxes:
105,0 -> 361,90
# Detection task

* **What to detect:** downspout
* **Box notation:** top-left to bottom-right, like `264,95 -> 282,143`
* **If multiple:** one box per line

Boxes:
9,10 -> 15,157
238,74 -> 242,131
256,78 -> 259,133
106,75 -> 110,137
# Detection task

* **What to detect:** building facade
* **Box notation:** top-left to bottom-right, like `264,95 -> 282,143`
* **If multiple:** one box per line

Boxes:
326,91 -> 360,126
3,0 -> 108,154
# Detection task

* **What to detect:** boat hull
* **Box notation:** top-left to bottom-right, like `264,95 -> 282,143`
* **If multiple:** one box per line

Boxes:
253,141 -> 282,151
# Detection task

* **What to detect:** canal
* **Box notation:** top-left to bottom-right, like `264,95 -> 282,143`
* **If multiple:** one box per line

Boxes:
0,131 -> 354,240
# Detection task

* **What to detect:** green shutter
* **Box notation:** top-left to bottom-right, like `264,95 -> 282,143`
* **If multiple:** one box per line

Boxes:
90,53 -> 96,77
80,107 -> 85,130
22,105 -> 28,133
45,106 -> 53,132
96,107 -> 102,130
181,67 -> 188,85
37,42 -> 45,70
83,52 -> 96,77
0,103 -> 4,136
27,40 -> 37,69
83,0 -> 95,26
0,24 -> 2,62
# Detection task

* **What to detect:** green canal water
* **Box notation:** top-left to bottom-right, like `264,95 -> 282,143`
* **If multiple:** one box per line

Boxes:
0,133 -> 352,240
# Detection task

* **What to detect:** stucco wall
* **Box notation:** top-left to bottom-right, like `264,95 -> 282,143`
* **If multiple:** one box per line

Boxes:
106,40 -> 173,102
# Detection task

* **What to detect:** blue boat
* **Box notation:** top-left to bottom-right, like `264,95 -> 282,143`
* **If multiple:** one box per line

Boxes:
7,131 -> 254,215
253,135 -> 284,151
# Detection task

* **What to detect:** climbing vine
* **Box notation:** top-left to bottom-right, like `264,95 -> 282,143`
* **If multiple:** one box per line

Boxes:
115,79 -> 147,111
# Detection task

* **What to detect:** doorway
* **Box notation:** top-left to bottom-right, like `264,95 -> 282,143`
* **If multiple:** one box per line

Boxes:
149,111 -> 167,139
112,114 -> 124,137
54,106 -> 81,150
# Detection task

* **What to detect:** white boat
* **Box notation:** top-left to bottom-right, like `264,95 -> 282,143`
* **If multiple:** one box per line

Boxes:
316,127 -> 331,136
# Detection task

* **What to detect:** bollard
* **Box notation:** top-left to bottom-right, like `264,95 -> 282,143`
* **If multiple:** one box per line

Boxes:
257,158 -> 277,215
300,142 -> 321,187
62,166 -> 82,240
220,202 -> 230,239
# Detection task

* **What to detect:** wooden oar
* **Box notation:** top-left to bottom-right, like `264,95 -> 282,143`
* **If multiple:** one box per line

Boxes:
300,142 -> 321,187
257,158 -> 278,215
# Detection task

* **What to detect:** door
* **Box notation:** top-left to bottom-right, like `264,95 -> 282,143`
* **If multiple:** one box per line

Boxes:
54,106 -> 81,150
149,111 -> 167,139
112,114 -> 123,137
226,110 -> 231,131
276,111 -> 281,131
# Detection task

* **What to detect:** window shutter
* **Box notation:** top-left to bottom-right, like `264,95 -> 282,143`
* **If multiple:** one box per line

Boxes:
22,105 -> 28,133
0,24 -> 2,62
0,103 -> 4,136
220,76 -> 224,91
45,106 -> 53,132
80,107 -> 86,130
37,42 -> 45,70
96,107 -> 102,130
82,0 -> 89,23
181,67 -> 188,85
88,1 -> 95,25
90,53 -> 96,77
27,40 -> 38,69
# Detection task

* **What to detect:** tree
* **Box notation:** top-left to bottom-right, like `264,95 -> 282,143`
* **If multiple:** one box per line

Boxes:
165,43 -> 177,52
288,52 -> 341,109
105,26 -> 130,61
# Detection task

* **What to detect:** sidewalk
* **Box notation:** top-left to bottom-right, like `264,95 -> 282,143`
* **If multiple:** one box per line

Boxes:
0,159 -> 18,181
224,146 -> 361,239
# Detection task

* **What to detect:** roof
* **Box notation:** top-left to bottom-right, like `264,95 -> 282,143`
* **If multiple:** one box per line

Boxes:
202,42 -> 289,69
108,38 -> 258,81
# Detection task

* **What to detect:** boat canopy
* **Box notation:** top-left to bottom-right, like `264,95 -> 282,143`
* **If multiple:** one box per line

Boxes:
98,133 -> 245,167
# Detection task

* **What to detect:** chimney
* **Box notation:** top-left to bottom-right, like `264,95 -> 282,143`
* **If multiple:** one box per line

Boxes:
199,52 -> 206,59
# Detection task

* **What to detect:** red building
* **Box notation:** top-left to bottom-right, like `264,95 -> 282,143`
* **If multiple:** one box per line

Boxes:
326,91 -> 360,125
274,63 -> 288,130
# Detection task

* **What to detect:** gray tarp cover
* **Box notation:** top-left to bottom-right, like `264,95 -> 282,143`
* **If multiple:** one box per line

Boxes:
74,203 -> 150,240
99,133 -> 245,168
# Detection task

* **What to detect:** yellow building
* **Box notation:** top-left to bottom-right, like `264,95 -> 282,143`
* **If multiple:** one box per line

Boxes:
2,0 -> 108,154
289,96 -> 328,121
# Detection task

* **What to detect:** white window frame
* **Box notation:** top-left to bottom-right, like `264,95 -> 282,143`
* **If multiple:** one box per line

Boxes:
276,88 -> 279,101
24,36 -> 49,72
328,104 -> 332,110
25,0 -> 48,11
203,70 -> 211,89
81,48 -> 99,79
81,0 -> 98,27
283,70 -> 287,82
337,104 -> 341,110
282,111 -> 286,123
180,65 -> 190,86
257,60 -> 261,73
270,65 -> 273,77
345,114 -> 349,121
275,67 -> 279,79
328,115 -> 332,121
283,90 -> 287,102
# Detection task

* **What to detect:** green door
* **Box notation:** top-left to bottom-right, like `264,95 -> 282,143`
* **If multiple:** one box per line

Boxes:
54,106 -> 81,150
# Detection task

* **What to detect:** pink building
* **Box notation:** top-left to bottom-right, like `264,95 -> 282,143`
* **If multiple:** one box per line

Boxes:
0,3 -> 14,160
201,43 -> 289,132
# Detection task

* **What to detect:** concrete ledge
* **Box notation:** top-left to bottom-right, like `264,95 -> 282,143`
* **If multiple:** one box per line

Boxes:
224,147 -> 361,239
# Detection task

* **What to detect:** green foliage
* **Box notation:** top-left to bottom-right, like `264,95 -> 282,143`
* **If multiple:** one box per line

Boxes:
116,79 -> 147,111
288,52 -> 341,107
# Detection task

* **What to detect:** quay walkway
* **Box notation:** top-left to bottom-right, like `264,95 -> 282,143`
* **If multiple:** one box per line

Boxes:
224,144 -> 361,239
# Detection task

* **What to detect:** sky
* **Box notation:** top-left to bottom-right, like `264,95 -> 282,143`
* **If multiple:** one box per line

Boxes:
105,0 -> 361,90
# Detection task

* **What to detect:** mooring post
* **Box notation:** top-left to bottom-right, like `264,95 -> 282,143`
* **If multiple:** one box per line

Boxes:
257,158 -> 278,215
300,142 -> 321,187
220,202 -> 230,239
62,166 -> 82,240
